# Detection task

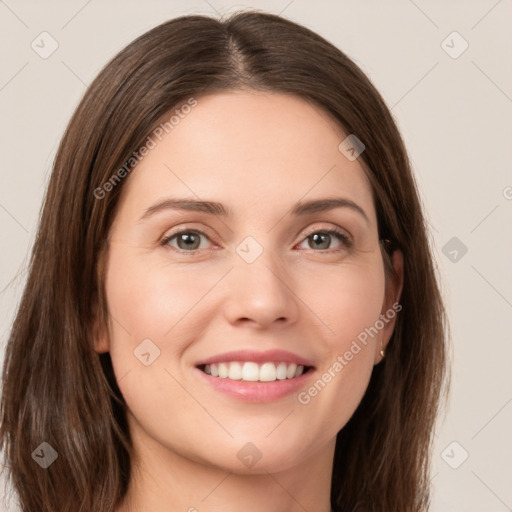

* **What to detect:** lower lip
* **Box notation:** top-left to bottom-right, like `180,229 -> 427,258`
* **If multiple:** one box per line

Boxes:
194,367 -> 315,402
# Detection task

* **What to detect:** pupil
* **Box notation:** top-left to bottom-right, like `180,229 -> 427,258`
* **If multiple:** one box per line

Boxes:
179,233 -> 199,250
311,233 -> 329,250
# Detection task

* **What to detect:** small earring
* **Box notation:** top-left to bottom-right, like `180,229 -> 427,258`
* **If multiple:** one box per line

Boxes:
380,345 -> 385,358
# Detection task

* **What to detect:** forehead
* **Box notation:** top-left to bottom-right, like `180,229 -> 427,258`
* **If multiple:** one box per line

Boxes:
117,91 -> 376,223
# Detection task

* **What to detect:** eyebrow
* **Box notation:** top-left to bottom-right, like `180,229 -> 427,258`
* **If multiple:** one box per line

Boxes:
139,197 -> 370,224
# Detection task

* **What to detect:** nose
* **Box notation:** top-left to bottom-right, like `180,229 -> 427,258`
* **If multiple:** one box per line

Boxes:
222,249 -> 300,329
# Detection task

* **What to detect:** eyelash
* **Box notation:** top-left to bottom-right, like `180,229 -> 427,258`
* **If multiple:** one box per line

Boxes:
159,226 -> 353,254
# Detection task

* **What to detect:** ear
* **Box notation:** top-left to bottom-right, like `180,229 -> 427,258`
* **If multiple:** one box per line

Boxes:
374,249 -> 404,364
92,302 -> 110,354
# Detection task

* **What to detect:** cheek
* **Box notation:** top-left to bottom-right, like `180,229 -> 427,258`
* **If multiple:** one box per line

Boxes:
103,250 -> 215,437
105,249 -> 217,341
294,261 -> 385,432
103,249 -> 221,396
302,259 -> 386,346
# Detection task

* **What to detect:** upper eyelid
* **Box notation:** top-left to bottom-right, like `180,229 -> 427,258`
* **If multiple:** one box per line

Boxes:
161,225 -> 216,243
163,222 -> 351,238
300,224 -> 351,239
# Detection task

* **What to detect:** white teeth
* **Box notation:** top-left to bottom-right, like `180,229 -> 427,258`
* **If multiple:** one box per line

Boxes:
242,362 -> 259,381
218,362 -> 229,378
259,362 -> 277,382
276,362 -> 288,380
201,361 -> 309,382
286,363 -> 297,379
228,361 -> 242,380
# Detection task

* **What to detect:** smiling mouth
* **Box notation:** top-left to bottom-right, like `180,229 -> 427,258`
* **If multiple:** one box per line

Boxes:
197,361 -> 314,382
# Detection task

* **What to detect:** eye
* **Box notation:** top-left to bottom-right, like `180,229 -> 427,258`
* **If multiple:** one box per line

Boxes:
160,226 -> 352,254
296,228 -> 352,252
160,229 -> 212,252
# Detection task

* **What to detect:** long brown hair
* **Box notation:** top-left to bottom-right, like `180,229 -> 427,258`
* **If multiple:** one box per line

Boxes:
0,11 -> 448,512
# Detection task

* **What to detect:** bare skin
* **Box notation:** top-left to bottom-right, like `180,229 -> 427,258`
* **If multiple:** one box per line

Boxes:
94,90 -> 403,512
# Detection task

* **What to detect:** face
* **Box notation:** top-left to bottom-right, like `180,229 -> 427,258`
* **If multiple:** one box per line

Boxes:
95,91 -> 402,474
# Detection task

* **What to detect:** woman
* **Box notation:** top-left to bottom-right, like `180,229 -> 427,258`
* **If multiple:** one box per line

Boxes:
0,11 -> 448,512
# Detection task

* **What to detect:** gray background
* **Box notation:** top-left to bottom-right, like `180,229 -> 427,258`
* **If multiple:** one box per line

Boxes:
1,0 -> 511,510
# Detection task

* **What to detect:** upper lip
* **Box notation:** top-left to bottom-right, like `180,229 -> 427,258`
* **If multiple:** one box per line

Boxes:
195,349 -> 315,368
